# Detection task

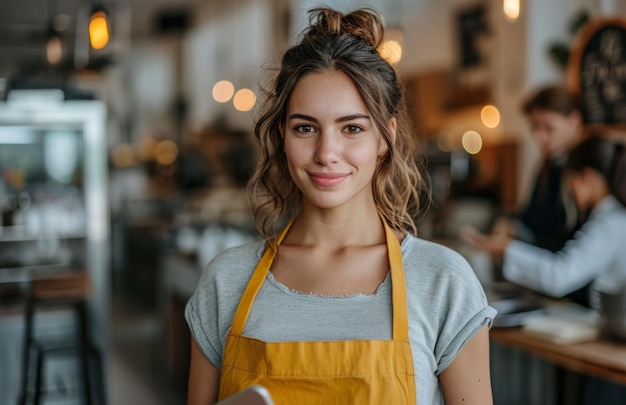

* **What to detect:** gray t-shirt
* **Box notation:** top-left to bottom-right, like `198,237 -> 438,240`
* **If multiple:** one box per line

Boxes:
185,234 -> 496,404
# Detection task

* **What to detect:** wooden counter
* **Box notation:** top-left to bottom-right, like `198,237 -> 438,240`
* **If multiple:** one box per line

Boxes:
490,327 -> 626,385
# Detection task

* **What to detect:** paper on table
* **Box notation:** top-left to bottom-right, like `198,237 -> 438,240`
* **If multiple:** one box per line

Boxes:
522,316 -> 600,345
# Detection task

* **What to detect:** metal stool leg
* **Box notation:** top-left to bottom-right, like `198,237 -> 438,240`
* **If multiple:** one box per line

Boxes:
19,297 -> 34,405
88,343 -> 107,405
76,301 -> 93,405
34,347 -> 43,405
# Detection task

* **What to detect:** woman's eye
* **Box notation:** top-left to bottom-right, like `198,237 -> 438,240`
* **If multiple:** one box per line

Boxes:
295,124 -> 314,133
345,125 -> 363,134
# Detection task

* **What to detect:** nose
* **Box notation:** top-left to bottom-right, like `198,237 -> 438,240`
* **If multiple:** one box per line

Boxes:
534,130 -> 551,151
314,132 -> 341,165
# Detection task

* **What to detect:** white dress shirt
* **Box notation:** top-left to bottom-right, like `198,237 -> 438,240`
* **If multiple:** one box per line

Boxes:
504,195 -> 626,297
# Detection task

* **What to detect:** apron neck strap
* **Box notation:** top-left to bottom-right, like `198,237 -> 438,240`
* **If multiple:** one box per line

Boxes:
385,222 -> 409,341
229,221 -> 293,336
229,218 -> 409,341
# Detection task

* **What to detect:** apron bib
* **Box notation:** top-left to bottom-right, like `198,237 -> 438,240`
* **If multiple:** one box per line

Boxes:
218,220 -> 417,404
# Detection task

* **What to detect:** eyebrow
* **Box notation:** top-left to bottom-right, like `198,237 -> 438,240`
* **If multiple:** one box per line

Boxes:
287,113 -> 370,123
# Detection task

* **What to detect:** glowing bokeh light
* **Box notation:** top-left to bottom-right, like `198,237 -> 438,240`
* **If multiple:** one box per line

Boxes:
481,105 -> 501,129
503,0 -> 520,21
89,11 -> 110,50
233,88 -> 256,112
155,140 -> 178,165
46,36 -> 63,65
378,40 -> 403,65
462,130 -> 483,154
212,80 -> 235,103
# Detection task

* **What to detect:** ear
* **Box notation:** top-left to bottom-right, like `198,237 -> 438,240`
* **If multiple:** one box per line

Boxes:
279,122 -> 285,138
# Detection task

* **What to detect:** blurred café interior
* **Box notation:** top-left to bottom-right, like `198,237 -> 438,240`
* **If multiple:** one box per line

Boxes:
0,0 -> 625,404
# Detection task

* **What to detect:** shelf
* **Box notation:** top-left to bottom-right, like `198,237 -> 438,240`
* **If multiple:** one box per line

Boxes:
0,226 -> 86,242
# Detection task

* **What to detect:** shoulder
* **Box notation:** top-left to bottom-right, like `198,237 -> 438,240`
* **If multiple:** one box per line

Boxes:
188,240 -> 265,330
199,241 -> 265,289
401,235 -> 473,277
400,234 -> 488,311
401,235 -> 495,374
186,241 -> 265,368
581,198 -> 626,234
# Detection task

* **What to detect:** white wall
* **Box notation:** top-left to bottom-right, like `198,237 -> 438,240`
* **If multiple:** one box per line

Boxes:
185,0 -> 273,133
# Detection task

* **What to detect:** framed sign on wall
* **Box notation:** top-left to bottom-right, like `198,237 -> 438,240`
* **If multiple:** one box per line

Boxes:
568,17 -> 626,133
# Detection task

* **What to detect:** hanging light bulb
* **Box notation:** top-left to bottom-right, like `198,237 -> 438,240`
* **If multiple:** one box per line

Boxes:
45,1 -> 65,65
46,25 -> 63,65
503,0 -> 521,22
89,6 -> 110,50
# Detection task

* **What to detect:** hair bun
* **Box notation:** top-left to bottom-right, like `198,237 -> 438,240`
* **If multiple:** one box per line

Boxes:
305,8 -> 384,49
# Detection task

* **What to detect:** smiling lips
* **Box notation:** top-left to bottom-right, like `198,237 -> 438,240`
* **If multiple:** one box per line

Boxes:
309,172 -> 350,187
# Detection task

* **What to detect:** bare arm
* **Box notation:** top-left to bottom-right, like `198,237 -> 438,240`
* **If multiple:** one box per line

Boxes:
439,325 -> 493,405
188,337 -> 220,405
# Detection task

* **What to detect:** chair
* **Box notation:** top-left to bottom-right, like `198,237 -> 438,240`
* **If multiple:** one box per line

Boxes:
18,270 -> 105,405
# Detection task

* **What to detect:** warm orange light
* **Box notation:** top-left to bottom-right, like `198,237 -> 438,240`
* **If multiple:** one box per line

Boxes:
46,36 -> 63,65
481,105 -> 501,128
155,140 -> 178,165
89,11 -> 110,50
233,88 -> 256,112
378,40 -> 403,65
212,80 -> 235,103
377,29 -> 404,65
503,0 -> 520,21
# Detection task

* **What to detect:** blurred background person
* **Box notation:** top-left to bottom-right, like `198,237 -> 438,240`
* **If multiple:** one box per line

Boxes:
464,135 -> 626,303
484,85 -> 589,304
464,134 -> 626,405
497,86 -> 584,251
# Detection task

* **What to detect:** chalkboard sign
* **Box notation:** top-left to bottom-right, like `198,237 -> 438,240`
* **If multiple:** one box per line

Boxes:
568,18 -> 626,128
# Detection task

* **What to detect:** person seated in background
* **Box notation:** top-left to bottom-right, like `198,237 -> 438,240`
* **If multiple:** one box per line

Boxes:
497,86 -> 584,252
467,134 -> 626,405
464,135 -> 626,300
487,86 -> 590,304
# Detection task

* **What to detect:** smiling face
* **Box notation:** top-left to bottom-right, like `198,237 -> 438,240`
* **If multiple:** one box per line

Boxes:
281,70 -> 391,213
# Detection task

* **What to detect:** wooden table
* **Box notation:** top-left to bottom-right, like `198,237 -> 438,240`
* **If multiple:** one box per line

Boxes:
490,327 -> 626,385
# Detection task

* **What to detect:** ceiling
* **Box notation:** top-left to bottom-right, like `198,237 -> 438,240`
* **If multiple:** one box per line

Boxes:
0,0 -> 198,78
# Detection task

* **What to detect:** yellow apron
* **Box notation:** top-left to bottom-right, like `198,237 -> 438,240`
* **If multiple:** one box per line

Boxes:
218,221 -> 417,404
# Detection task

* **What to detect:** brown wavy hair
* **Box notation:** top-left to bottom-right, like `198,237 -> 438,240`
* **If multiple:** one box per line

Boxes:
247,7 -> 427,240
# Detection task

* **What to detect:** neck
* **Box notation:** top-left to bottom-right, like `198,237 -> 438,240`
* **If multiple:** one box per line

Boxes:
588,179 -> 611,209
286,202 -> 385,248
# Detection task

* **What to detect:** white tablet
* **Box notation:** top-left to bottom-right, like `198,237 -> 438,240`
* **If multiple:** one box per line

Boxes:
217,385 -> 274,405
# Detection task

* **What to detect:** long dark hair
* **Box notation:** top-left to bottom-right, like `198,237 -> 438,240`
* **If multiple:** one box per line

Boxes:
566,136 -> 626,206
247,7 -> 426,240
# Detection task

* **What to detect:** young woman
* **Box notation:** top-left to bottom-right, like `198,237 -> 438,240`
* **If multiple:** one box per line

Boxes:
465,135 -> 626,298
186,8 -> 496,404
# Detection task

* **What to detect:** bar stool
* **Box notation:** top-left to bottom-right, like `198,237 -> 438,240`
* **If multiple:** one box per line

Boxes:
18,270 -> 105,405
